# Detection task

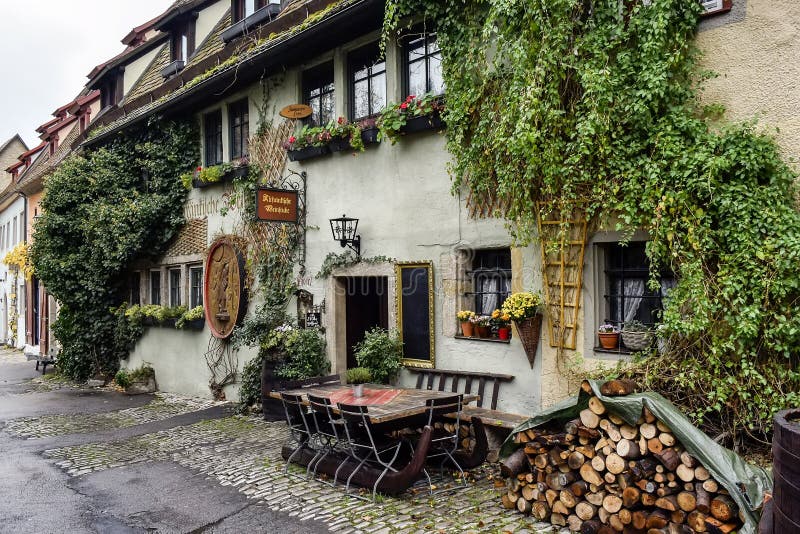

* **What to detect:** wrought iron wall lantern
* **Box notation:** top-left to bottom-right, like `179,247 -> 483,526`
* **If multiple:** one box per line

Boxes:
329,214 -> 360,257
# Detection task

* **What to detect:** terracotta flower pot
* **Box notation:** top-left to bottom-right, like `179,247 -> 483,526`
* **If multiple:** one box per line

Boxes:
498,327 -> 510,340
460,321 -> 474,337
476,325 -> 490,338
598,332 -> 620,349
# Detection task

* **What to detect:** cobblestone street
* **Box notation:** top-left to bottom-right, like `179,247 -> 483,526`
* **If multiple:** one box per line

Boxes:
0,349 -> 556,533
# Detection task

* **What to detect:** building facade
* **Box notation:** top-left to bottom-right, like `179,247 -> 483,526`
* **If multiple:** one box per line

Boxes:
35,0 -> 797,411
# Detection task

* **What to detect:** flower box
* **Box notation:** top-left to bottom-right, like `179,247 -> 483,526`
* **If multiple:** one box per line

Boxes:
160,318 -> 177,328
192,164 -> 248,188
360,127 -> 380,146
183,318 -> 205,331
400,112 -> 445,135
328,137 -> 353,153
287,145 -> 329,162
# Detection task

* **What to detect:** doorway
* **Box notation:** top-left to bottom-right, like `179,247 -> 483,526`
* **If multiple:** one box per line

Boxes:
344,276 -> 388,369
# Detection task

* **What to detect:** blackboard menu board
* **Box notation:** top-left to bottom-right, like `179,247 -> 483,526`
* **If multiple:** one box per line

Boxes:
395,262 -> 434,368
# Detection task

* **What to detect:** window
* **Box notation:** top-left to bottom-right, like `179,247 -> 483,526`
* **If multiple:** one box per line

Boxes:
12,217 -> 17,246
469,249 -> 511,316
303,62 -> 335,126
169,268 -> 182,307
171,19 -> 195,62
150,271 -> 161,305
129,272 -> 141,305
190,266 -> 204,308
228,99 -> 250,160
100,71 -> 124,108
600,242 -> 675,328
203,110 -> 223,166
232,0 -> 269,23
403,30 -> 444,97
349,43 -> 386,120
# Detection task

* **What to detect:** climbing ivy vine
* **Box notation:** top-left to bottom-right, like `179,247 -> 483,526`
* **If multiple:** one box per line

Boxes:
31,118 -> 198,380
384,0 -> 800,445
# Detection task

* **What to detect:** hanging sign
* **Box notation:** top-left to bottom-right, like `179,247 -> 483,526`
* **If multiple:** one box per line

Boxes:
203,239 -> 248,339
279,104 -> 313,119
256,187 -> 298,223
305,312 -> 321,329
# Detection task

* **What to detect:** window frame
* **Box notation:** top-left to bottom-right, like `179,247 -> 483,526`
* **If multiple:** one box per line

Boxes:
348,42 -> 387,121
402,28 -> 444,97
170,19 -> 196,63
203,109 -> 224,166
168,267 -> 182,307
302,62 -> 336,126
129,272 -> 141,306
232,0 -> 268,23
598,241 -> 674,332
468,248 -> 512,317
189,265 -> 204,309
150,270 -> 162,306
228,98 -> 250,160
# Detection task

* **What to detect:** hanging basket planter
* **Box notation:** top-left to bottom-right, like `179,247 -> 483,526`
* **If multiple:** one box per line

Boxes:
515,314 -> 543,368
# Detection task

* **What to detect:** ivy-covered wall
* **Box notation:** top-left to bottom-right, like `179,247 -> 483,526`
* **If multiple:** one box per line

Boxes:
31,118 -> 198,380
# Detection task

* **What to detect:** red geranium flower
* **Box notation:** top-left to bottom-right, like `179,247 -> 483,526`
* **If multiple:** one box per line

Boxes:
288,136 -> 296,143
196,166 -> 202,171
400,102 -> 408,110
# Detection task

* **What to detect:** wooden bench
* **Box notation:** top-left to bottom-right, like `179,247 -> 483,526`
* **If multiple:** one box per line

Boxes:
25,351 -> 55,374
408,368 -> 529,430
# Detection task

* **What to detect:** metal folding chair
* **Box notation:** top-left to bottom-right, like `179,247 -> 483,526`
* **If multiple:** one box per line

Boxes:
419,394 -> 467,494
279,392 -> 316,478
307,394 -> 347,484
337,402 -> 405,501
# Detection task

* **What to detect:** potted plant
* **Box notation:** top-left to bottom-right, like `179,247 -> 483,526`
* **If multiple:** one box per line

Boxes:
457,310 -> 476,337
501,291 -> 544,367
114,363 -> 156,394
621,320 -> 654,351
327,117 -> 365,153
284,125 -> 332,161
354,327 -> 403,384
176,305 -> 205,330
346,367 -> 372,398
597,323 -> 620,349
357,117 -> 380,146
377,93 -> 445,144
492,309 -> 512,340
471,314 -> 493,338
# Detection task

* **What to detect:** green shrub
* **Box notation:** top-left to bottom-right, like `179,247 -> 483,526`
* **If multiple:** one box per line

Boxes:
354,327 -> 403,384
176,306 -> 204,329
114,369 -> 130,388
276,327 -> 330,381
128,364 -> 155,382
238,352 -> 265,411
346,367 -> 372,385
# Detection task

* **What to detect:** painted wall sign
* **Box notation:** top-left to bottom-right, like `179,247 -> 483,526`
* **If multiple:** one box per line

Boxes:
279,104 -> 313,119
203,239 -> 247,339
256,187 -> 299,223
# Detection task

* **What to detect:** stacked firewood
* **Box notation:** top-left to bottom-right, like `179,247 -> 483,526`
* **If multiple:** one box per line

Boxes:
501,381 -> 742,534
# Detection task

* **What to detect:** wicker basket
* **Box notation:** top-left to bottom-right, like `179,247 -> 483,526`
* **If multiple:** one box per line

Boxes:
621,329 -> 654,351
515,314 -> 543,368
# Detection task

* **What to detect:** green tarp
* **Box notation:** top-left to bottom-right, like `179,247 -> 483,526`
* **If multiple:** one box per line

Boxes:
500,380 -> 772,534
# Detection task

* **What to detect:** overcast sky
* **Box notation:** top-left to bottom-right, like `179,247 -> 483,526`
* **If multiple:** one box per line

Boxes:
0,1 -> 171,149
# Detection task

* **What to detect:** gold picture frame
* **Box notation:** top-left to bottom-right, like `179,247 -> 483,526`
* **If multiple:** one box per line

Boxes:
395,261 -> 435,369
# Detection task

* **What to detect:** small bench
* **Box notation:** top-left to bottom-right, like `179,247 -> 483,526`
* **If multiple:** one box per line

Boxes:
25,350 -> 55,374
408,368 -> 529,430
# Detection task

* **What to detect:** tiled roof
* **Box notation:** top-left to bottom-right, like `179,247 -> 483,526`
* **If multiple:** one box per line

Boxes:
85,0 -> 362,144
163,218 -> 208,257
127,43 -> 171,101
0,134 -> 26,155
187,9 -> 231,68
17,125 -> 81,188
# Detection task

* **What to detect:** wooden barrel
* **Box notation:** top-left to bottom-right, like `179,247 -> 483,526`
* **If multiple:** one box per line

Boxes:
773,408 -> 800,533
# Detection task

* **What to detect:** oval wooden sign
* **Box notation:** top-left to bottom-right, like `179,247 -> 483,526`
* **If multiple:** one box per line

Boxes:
279,104 -> 313,119
203,239 -> 248,339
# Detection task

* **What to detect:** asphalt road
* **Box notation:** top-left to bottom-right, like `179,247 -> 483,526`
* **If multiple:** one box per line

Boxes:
0,350 -> 328,534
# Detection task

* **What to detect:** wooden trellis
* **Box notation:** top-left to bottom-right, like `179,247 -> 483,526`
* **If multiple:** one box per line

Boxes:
536,202 -> 588,350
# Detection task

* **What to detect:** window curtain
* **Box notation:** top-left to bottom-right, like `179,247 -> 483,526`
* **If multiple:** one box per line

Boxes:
479,276 -> 511,314
613,278 -> 646,324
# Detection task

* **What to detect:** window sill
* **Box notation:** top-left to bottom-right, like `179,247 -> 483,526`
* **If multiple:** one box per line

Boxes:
222,5 -> 281,43
593,346 -> 633,356
454,335 -> 510,344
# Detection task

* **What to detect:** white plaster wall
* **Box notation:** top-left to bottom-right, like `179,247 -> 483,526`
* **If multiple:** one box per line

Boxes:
195,0 -> 230,50
122,47 -> 161,96
0,196 -> 27,347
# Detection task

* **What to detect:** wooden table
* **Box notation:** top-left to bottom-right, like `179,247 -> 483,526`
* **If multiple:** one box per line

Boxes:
269,384 -> 479,424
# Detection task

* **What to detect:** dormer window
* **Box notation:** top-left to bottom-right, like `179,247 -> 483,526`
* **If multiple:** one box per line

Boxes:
100,70 -> 124,108
223,0 -> 281,42
171,19 -> 195,63
49,135 -> 59,156
232,0 -> 280,23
